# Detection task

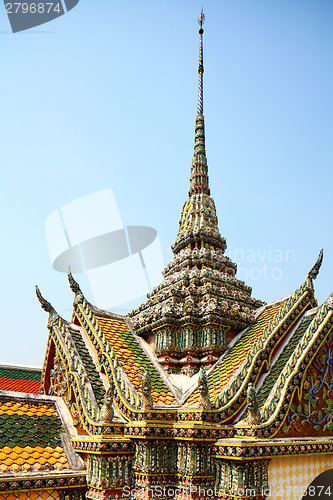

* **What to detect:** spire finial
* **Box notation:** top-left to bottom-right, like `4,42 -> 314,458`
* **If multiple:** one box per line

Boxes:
197,9 -> 205,115
188,11 -> 210,197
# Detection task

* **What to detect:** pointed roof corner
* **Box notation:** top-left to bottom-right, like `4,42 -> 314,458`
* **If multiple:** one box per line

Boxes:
35,285 -> 61,329
308,248 -> 323,280
303,249 -> 324,297
67,267 -> 84,305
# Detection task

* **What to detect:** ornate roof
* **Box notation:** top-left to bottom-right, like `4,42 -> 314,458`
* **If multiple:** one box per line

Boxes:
22,12 -> 333,500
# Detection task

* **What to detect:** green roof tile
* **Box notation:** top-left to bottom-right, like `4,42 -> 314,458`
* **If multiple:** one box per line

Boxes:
257,313 -> 314,408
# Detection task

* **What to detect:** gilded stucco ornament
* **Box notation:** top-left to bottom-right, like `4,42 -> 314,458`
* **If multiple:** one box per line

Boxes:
49,350 -> 68,396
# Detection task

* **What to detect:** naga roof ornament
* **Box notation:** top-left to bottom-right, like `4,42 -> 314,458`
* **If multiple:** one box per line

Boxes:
35,285 -> 62,329
129,12 -> 264,375
68,266 -> 84,304
308,248 -> 323,280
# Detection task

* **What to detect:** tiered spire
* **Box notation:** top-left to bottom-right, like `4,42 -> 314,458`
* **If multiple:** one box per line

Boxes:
129,13 -> 263,376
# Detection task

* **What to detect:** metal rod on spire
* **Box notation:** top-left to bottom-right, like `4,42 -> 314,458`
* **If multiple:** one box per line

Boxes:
197,9 -> 205,115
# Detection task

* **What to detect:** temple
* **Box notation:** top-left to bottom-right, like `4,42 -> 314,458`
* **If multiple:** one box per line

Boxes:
1,11 -> 333,500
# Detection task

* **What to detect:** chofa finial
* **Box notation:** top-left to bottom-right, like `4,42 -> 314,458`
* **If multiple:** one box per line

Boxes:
35,285 -> 60,329
308,249 -> 323,280
68,267 -> 84,304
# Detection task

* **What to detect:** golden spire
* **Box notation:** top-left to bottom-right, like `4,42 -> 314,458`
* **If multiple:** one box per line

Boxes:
197,9 -> 205,115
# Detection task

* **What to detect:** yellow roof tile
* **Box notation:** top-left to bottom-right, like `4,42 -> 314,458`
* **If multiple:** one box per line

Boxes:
96,315 -> 177,405
187,303 -> 284,406
53,462 -> 64,470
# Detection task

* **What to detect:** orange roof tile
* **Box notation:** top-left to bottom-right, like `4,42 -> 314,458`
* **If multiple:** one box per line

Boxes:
0,378 -> 41,394
0,398 -> 70,473
96,316 -> 177,406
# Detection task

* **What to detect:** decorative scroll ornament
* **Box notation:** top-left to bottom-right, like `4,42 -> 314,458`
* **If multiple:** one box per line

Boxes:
100,382 -> 114,423
142,369 -> 153,410
282,330 -> 333,435
198,367 -> 211,410
49,350 -> 68,397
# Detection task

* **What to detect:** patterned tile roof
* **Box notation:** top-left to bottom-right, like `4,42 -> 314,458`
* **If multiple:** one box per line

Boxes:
0,398 -> 70,474
96,316 -> 177,406
186,303 -> 284,405
0,367 -> 41,395
256,312 -> 315,408
69,330 -> 105,406
0,491 -> 60,500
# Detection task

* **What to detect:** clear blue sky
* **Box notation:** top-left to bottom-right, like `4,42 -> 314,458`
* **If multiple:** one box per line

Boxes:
1,0 -> 332,366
